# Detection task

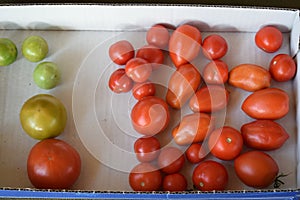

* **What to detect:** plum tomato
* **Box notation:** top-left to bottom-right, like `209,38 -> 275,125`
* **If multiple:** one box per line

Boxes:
269,54 -> 296,82
20,94 -> 67,140
22,35 -> 49,62
202,34 -> 228,60
169,24 -> 202,67
208,126 -> 243,161
0,38 -> 18,66
162,173 -> 188,191
132,81 -> 156,100
108,68 -> 133,93
27,138 -> 81,189
108,40 -> 134,65
125,58 -> 152,83
242,87 -> 289,120
131,96 -> 170,136
146,24 -> 170,49
129,162 -> 162,191
203,60 -> 229,84
134,136 -> 161,162
33,61 -> 60,90
136,44 -> 164,70
157,146 -> 185,174
193,160 -> 228,191
185,143 -> 207,164
241,120 -> 289,150
234,151 -> 279,188
229,64 -> 271,92
255,26 -> 283,53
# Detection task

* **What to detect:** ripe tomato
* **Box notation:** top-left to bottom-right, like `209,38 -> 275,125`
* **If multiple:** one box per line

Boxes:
166,63 -> 201,109
27,139 -> 81,189
134,136 -> 161,162
269,54 -> 296,82
234,151 -> 279,188
255,26 -> 282,53
108,68 -> 133,93
22,35 -> 48,62
146,24 -> 170,49
229,64 -> 271,92
202,34 -> 228,60
125,58 -> 152,83
0,38 -> 18,66
185,143 -> 207,164
157,146 -> 185,174
241,120 -> 289,150
131,96 -> 170,136
162,173 -> 187,191
203,60 -> 229,84
136,45 -> 164,70
193,160 -> 228,191
189,85 -> 229,113
132,81 -> 156,100
242,87 -> 289,120
208,126 -> 243,161
169,24 -> 202,67
129,162 -> 162,191
172,113 -> 214,145
20,94 -> 67,140
109,40 -> 134,65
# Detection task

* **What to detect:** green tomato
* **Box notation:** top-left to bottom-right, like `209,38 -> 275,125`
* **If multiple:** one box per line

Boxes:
33,62 -> 60,89
22,35 -> 48,62
0,38 -> 18,66
20,94 -> 67,140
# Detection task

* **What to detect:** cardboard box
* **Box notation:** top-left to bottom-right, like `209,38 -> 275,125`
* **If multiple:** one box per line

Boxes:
0,4 -> 299,199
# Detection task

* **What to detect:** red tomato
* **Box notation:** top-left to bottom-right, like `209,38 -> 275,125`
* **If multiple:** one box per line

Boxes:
136,45 -> 164,70
234,151 -> 279,188
108,68 -> 133,93
157,146 -> 185,174
169,24 -> 202,67
125,58 -> 152,83
109,40 -> 134,65
134,136 -> 161,162
189,85 -> 229,113
146,24 -> 170,49
129,162 -> 162,191
132,81 -> 156,101
131,96 -> 170,136
27,139 -> 81,189
202,34 -> 228,60
185,143 -> 207,164
172,113 -> 215,145
255,26 -> 283,53
242,88 -> 289,120
269,54 -> 296,82
203,60 -> 229,84
193,160 -> 228,191
166,63 -> 201,109
208,126 -> 243,161
163,173 -> 187,191
241,120 -> 289,150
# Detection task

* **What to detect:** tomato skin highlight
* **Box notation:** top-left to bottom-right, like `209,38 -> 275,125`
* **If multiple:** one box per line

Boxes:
202,34 -> 228,60
255,26 -> 283,53
269,54 -> 296,82
109,40 -> 134,65
108,68 -> 133,93
134,136 -> 161,162
157,146 -> 185,174
162,173 -> 187,191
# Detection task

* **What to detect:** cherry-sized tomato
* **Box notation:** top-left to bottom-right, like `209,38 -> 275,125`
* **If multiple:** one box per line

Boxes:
269,54 -> 296,82
0,38 -> 18,66
146,24 -> 170,49
22,35 -> 48,62
157,146 -> 185,174
169,24 -> 202,67
163,173 -> 187,191
203,60 -> 229,84
27,139 -> 81,189
136,45 -> 164,70
202,34 -> 228,60
241,120 -> 289,150
185,143 -> 207,164
131,96 -> 170,136
109,40 -> 134,65
125,58 -> 152,83
208,126 -> 243,161
108,68 -> 133,93
134,136 -> 161,162
255,26 -> 283,53
242,88 -> 289,120
166,63 -> 201,109
234,151 -> 279,188
229,64 -> 271,92
129,162 -> 162,191
132,81 -> 156,100
193,160 -> 228,191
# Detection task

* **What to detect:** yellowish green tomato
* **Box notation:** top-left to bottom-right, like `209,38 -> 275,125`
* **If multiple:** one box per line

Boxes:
22,35 -> 48,62
33,61 -> 60,89
0,38 -> 18,66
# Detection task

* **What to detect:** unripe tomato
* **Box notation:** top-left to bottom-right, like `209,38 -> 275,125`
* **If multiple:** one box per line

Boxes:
255,26 -> 282,53
22,35 -> 49,62
0,38 -> 18,66
109,40 -> 134,65
269,54 -> 296,82
33,61 -> 60,90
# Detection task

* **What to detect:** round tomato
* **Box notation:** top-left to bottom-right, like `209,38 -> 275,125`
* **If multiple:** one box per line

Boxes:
202,34 -> 228,60
20,94 -> 67,140
255,26 -> 282,53
125,58 -> 152,83
136,45 -> 164,70
157,146 -> 185,174
131,96 -> 170,136
0,38 -> 18,66
269,54 -> 296,82
132,81 -> 156,101
146,24 -> 170,49
203,60 -> 229,84
208,126 -> 243,160
33,61 -> 60,90
108,68 -> 133,93
27,138 -> 81,189
129,162 -> 162,191
163,173 -> 187,191
134,136 -> 161,162
185,143 -> 207,164
234,151 -> 279,188
109,40 -> 134,65
193,160 -> 228,191
22,35 -> 48,62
